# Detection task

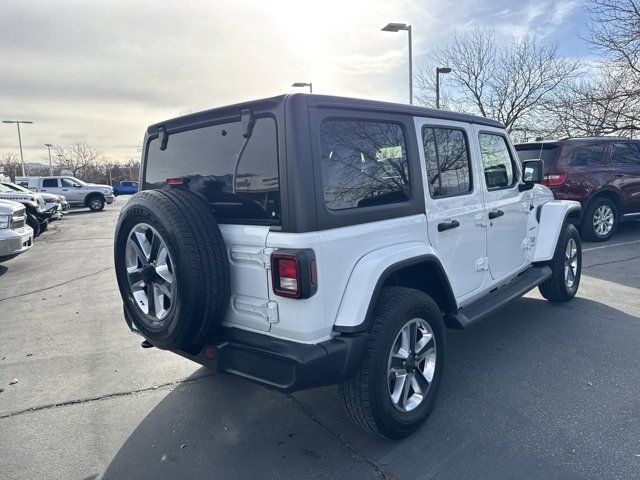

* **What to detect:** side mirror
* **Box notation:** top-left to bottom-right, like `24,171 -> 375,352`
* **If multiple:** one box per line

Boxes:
519,159 -> 544,191
74,184 -> 82,188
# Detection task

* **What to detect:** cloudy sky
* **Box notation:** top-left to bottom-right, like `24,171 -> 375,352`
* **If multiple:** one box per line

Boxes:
0,0 -> 590,164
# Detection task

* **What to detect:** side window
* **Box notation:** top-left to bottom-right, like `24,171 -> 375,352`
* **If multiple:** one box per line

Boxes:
569,145 -> 604,166
611,143 -> 640,166
422,127 -> 472,198
61,178 -> 78,188
479,133 -> 516,189
319,119 -> 410,210
42,179 -> 58,188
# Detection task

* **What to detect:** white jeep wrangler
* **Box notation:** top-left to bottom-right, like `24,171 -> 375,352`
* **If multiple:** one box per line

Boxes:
114,94 -> 582,439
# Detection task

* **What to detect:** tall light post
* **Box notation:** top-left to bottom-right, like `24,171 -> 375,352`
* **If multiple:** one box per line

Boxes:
2,120 -> 34,176
435,67 -> 451,109
292,82 -> 313,93
45,143 -> 54,175
382,23 -> 413,105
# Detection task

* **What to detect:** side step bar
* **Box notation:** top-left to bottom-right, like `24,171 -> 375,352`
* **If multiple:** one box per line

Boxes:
447,265 -> 552,330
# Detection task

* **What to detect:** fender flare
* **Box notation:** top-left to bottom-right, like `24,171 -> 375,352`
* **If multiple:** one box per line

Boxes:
533,200 -> 581,262
333,242 -> 456,333
84,192 -> 105,207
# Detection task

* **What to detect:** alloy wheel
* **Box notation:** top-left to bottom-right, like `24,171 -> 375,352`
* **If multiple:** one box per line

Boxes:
387,318 -> 437,412
564,237 -> 579,289
125,223 -> 175,321
593,205 -> 614,237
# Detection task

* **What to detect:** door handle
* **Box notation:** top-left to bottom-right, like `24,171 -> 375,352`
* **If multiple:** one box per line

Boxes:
62,189 -> 68,191
488,209 -> 504,219
438,219 -> 460,232
614,173 -> 627,177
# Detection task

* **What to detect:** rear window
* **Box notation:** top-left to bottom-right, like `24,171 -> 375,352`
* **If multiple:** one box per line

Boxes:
144,117 -> 280,224
319,119 -> 410,210
569,145 -> 604,166
42,179 -> 58,188
515,143 -> 560,166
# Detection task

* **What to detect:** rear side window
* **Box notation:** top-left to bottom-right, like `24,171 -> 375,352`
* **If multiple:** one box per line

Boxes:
422,127 -> 472,198
42,179 -> 58,188
479,133 -> 516,189
144,117 -> 280,224
569,145 -> 604,166
611,143 -> 640,166
319,120 -> 410,210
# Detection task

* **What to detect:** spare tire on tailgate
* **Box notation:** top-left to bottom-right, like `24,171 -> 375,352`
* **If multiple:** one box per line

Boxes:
114,188 -> 230,350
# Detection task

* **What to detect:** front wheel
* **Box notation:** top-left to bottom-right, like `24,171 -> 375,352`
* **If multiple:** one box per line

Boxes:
339,287 -> 445,439
88,196 -> 105,211
26,213 -> 41,237
539,223 -> 582,302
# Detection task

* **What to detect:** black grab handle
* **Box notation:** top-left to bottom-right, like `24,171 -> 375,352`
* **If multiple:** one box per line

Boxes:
438,220 -> 460,232
488,210 -> 504,219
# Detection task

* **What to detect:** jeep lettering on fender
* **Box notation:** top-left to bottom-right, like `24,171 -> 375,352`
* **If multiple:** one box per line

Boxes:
114,94 -> 582,439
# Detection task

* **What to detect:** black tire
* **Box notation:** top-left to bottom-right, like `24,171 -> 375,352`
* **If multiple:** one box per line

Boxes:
26,213 -> 41,237
39,219 -> 49,233
539,223 -> 582,302
339,287 -> 445,439
580,197 -> 618,242
114,189 -> 230,350
88,195 -> 105,212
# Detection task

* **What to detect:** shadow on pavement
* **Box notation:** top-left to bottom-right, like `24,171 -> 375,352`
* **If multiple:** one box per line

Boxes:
103,296 -> 640,480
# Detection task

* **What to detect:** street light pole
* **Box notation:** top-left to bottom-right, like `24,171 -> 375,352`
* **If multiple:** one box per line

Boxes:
45,143 -> 53,175
292,82 -> 313,93
382,23 -> 413,105
2,120 -> 34,177
435,67 -> 451,109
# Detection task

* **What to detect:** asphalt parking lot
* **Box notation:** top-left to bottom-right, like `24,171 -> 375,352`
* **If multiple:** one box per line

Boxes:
1,198 -> 639,480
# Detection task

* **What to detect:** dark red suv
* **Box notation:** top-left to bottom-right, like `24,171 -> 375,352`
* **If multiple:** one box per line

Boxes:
516,138 -> 640,241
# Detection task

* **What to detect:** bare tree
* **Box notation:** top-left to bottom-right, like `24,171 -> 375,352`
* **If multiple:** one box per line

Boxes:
416,28 -> 581,136
0,153 -> 21,181
54,142 -> 103,179
547,67 -> 640,137
587,0 -> 640,78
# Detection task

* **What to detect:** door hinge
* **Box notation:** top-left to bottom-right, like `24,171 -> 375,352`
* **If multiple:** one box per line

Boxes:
233,296 -> 279,323
476,257 -> 489,271
475,213 -> 488,228
230,247 -> 274,269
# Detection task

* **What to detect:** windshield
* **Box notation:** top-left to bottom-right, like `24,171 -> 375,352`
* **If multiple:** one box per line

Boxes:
3,182 -> 31,193
65,177 -> 87,186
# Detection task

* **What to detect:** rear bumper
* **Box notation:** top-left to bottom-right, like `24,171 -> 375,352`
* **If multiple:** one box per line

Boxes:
124,308 -> 367,393
179,327 -> 367,393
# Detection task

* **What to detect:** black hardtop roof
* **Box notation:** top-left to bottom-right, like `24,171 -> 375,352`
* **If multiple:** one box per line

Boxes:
147,93 -> 504,133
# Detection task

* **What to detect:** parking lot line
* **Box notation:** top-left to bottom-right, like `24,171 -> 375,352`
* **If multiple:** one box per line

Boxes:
583,239 -> 640,252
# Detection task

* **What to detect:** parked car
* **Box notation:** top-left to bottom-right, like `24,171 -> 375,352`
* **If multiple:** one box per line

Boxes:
114,94 -> 582,439
113,181 -> 139,196
16,176 -> 115,211
515,137 -> 640,241
0,199 -> 34,259
1,181 -> 69,218
0,183 -> 55,236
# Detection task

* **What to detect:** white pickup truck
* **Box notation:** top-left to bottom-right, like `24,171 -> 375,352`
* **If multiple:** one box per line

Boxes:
17,176 -> 115,211
0,200 -> 33,259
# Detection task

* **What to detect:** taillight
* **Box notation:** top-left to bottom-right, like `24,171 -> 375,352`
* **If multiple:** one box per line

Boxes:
271,249 -> 317,299
542,173 -> 567,187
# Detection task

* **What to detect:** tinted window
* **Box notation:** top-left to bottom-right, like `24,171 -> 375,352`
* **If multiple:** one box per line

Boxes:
144,117 -> 280,224
479,134 -> 516,189
423,127 -> 471,197
42,179 -> 58,188
611,143 -> 640,166
515,144 -> 560,166
319,120 -> 410,210
569,145 -> 604,166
